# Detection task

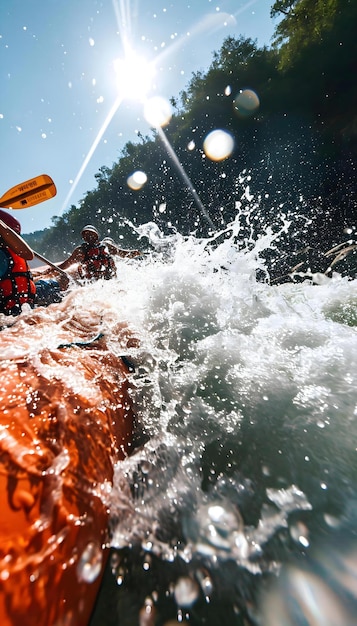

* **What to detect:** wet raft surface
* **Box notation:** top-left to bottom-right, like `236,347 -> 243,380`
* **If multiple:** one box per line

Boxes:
0,303 -> 135,626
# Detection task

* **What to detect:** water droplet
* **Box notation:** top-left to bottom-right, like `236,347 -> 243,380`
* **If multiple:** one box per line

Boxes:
323,513 -> 341,528
77,541 -> 103,583
196,569 -> 213,597
174,576 -> 199,607
290,521 -> 310,547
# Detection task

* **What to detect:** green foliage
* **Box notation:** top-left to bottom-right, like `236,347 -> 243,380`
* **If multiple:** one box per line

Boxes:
269,0 -> 357,133
271,0 -> 349,69
271,0 -> 297,17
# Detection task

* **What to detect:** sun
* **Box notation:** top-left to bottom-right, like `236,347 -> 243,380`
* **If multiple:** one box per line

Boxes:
113,51 -> 156,101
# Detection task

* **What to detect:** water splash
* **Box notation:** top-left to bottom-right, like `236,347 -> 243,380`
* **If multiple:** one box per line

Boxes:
6,195 -> 355,624
92,204 -> 357,625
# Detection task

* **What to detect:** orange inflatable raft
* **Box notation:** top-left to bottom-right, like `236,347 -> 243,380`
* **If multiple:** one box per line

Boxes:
0,304 -> 135,626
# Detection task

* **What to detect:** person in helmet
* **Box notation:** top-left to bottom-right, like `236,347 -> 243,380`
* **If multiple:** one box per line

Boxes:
0,210 -> 68,317
58,225 -> 141,281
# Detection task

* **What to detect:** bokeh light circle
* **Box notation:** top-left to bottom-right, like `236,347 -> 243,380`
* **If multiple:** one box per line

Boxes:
233,89 -> 260,117
203,129 -> 234,161
143,96 -> 173,128
127,170 -> 148,190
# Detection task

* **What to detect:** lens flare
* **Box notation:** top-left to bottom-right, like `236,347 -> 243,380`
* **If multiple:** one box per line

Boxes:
203,129 -> 234,161
127,170 -> 148,190
233,89 -> 260,117
143,96 -> 173,128
113,52 -> 155,101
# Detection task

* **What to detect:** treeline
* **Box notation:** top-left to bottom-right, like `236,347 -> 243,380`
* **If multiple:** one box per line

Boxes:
29,0 -> 356,275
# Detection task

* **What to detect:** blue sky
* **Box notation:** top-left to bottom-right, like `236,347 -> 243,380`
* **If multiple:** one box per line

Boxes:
1,0 -> 278,234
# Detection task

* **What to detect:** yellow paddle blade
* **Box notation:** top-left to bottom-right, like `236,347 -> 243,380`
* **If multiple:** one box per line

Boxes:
0,174 -> 57,209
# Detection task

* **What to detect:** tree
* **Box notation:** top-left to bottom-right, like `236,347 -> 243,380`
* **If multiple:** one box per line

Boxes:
270,0 -> 357,135
271,0 -> 340,69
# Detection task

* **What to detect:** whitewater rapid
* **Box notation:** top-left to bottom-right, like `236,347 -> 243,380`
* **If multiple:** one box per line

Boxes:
80,220 -> 356,624
12,217 -> 357,624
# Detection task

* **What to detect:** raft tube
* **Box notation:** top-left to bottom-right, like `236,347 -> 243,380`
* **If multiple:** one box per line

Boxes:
0,305 -> 135,626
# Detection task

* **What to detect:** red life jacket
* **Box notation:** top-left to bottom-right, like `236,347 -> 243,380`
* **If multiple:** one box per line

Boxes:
0,248 -> 36,316
80,242 -> 116,280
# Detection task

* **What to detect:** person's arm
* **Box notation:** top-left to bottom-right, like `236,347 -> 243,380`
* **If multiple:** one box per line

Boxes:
106,243 -> 141,258
57,246 -> 84,269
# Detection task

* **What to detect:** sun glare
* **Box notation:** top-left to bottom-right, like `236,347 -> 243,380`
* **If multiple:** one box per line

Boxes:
61,0 -> 239,216
113,52 -> 156,101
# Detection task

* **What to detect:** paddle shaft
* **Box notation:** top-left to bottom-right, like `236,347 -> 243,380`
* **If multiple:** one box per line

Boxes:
33,250 -> 69,278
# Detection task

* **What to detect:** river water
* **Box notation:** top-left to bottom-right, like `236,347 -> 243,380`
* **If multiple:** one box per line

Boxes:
72,209 -> 357,625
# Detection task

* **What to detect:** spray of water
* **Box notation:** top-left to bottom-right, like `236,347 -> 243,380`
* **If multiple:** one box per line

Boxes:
76,194 -> 354,621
